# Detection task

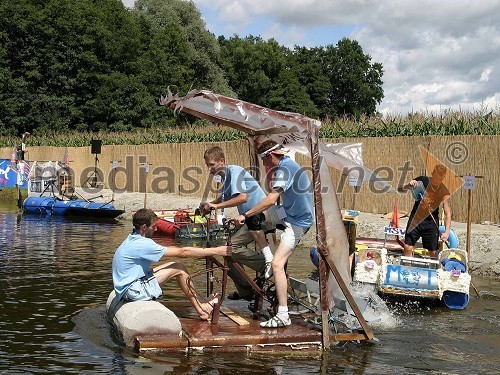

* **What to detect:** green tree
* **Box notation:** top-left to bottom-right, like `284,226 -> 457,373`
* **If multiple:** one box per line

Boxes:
0,0 -> 145,134
218,35 -> 317,116
132,0 -> 233,97
291,46 -> 332,118
293,39 -> 384,118
323,39 -> 384,117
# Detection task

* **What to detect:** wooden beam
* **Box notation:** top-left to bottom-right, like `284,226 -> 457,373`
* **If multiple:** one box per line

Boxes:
219,305 -> 250,326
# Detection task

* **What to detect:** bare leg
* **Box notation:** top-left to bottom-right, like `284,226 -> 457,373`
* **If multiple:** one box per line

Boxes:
266,232 -> 277,253
153,261 -> 217,320
403,244 -> 415,257
249,230 -> 269,251
428,250 -> 437,259
251,229 -> 274,278
271,242 -> 293,308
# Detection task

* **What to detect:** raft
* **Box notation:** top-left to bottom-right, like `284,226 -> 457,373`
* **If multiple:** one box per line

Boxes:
352,247 -> 471,309
105,291 -> 335,351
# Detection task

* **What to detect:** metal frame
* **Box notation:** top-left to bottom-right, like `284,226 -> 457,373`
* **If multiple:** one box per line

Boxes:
160,89 -> 375,348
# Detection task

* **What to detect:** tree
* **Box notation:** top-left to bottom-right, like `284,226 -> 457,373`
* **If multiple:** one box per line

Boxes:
218,35 -> 318,116
0,0 -> 146,134
0,1 -> 384,135
323,39 -> 384,117
132,0 -> 233,96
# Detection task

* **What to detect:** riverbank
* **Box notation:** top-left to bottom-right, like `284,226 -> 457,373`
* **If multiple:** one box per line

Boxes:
69,188 -> 500,278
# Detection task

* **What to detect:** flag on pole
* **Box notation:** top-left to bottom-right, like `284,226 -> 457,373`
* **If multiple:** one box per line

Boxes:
10,146 -> 18,169
61,148 -> 69,166
20,161 -> 31,182
389,199 -> 400,229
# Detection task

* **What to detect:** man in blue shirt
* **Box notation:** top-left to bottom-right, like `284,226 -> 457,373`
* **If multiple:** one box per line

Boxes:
112,208 -> 231,321
200,146 -> 275,301
235,140 -> 314,328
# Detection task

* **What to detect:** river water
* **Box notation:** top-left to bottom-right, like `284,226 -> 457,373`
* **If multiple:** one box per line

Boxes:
0,204 -> 499,374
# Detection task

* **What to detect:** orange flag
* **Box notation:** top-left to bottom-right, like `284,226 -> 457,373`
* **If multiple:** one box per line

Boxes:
408,146 -> 463,232
61,148 -> 69,166
389,199 -> 400,229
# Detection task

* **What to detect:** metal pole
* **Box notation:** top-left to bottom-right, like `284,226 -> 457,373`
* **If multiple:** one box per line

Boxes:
466,188 -> 472,259
308,124 -> 330,350
143,162 -> 150,208
112,167 -> 116,202
351,185 -> 360,210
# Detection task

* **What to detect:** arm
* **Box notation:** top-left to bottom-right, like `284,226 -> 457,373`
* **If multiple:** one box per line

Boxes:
161,245 -> 231,259
234,190 -> 281,224
200,196 -> 222,212
398,179 -> 418,192
440,196 -> 452,242
208,192 -> 248,210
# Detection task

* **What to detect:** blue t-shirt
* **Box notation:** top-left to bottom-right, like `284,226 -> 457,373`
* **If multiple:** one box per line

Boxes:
272,157 -> 314,228
222,165 -> 266,214
112,233 -> 166,300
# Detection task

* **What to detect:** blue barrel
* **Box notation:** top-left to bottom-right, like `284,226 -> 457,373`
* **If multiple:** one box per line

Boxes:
442,291 -> 469,309
23,197 -> 56,214
439,225 -> 459,248
382,264 -> 438,291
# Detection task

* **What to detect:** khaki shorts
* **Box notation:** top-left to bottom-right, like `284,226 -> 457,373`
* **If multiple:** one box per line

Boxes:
280,221 -> 310,249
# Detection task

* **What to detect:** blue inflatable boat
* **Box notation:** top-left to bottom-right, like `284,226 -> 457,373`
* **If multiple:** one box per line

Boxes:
23,196 -> 124,219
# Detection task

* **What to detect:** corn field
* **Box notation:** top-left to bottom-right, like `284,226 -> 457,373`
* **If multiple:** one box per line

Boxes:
1,110 -> 498,147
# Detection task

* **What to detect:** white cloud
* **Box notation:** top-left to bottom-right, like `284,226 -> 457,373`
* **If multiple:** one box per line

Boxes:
122,0 -> 134,8
124,0 -> 500,115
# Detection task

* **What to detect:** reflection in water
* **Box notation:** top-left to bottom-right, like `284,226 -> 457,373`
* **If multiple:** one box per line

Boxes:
0,208 -> 499,373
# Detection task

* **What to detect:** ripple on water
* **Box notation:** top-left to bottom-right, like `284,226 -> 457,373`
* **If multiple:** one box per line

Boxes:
1,210 -> 500,373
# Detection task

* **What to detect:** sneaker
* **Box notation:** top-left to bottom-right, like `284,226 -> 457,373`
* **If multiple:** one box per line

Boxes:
259,314 -> 291,328
264,262 -> 273,279
227,291 -> 255,301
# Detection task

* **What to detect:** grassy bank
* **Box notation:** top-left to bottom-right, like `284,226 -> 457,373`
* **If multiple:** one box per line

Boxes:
0,187 -> 27,202
1,110 -> 498,147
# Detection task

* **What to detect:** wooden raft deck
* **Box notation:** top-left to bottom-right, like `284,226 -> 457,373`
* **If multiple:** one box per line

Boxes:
135,300 -> 321,352
135,300 -> 368,352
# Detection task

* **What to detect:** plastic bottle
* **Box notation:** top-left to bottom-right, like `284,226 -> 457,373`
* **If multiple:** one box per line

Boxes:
410,180 -> 425,200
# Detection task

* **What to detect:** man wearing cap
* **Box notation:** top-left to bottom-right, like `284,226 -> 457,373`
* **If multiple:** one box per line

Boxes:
398,164 -> 452,258
235,140 -> 314,328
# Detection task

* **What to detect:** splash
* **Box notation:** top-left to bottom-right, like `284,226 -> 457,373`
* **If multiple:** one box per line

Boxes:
350,283 -> 401,329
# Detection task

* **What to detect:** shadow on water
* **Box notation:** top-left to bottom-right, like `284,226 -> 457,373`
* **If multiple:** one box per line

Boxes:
0,207 -> 499,373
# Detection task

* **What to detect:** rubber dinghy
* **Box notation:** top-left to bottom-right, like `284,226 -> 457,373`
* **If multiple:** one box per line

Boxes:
23,196 -> 124,219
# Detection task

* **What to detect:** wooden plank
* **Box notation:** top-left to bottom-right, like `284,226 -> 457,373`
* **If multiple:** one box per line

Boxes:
135,334 -> 189,350
219,304 -> 250,326
329,333 -> 370,342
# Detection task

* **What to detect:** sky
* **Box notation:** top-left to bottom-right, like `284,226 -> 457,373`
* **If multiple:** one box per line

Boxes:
122,0 -> 500,116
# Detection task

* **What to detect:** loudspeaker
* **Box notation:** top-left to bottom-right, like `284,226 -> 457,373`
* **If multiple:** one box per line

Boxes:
91,140 -> 102,155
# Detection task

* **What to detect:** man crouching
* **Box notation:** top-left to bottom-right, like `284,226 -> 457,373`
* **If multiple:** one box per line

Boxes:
112,208 -> 231,320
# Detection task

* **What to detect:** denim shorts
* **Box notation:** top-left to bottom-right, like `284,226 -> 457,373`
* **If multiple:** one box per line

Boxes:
124,271 -> 163,301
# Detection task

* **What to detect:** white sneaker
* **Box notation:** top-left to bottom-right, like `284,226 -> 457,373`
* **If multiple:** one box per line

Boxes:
260,314 -> 291,328
264,262 -> 273,279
